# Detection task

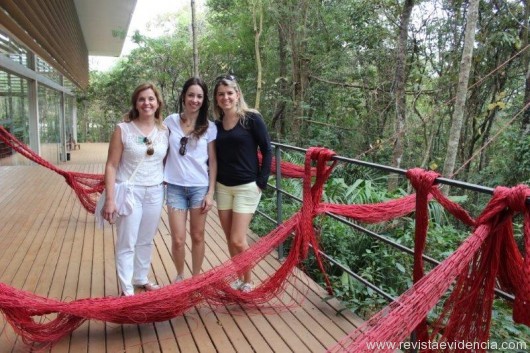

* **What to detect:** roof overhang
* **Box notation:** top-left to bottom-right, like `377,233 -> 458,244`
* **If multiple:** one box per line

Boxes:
0,0 -> 136,89
74,0 -> 137,57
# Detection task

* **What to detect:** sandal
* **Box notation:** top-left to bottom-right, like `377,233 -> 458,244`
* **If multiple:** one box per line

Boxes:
135,282 -> 161,291
230,279 -> 244,290
173,274 -> 185,284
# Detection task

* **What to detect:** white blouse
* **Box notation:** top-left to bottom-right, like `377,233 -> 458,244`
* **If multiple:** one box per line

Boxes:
116,121 -> 169,186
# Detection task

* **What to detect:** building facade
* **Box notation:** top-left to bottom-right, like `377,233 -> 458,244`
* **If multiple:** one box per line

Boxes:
0,0 -> 136,164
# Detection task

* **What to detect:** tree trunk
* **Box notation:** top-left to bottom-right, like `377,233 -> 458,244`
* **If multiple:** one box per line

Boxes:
420,123 -> 436,170
441,0 -> 480,191
288,0 -> 308,142
271,23 -> 288,139
191,0 -> 199,77
521,0 -> 530,135
388,0 -> 414,191
252,0 -> 263,109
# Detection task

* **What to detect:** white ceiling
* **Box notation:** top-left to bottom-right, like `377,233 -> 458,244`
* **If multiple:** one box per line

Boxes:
73,0 -> 137,57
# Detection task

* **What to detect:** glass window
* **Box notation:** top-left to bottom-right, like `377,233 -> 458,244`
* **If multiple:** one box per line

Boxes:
36,57 -> 62,85
0,30 -> 77,165
0,30 -> 28,68
0,69 -> 29,164
38,85 -> 61,162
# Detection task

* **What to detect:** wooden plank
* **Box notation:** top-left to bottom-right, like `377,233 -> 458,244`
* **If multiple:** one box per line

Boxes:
151,219 -> 199,353
204,215 -> 307,352
50,193 -> 86,353
156,211 -> 258,353
166,223 -> 239,353
35,178 -> 80,352
200,218 -> 278,353
205,210 -> 361,352
50,189 -> 90,352
80,165 -> 106,353
1,167 -> 71,352
0,167 -> 48,268
88,165 -> 109,353
0,144 -> 365,353
0,168 -> 65,350
0,167 -> 51,348
145,231 -> 185,353
101,222 -> 126,353
161,210 -> 269,353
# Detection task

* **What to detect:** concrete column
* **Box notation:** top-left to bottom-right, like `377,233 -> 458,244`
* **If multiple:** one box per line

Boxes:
27,52 -> 40,154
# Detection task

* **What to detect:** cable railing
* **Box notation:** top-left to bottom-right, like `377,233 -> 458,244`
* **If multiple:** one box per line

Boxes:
255,142 -> 515,303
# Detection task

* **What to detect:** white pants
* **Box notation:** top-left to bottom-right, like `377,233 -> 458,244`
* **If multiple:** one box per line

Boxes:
115,183 -> 164,295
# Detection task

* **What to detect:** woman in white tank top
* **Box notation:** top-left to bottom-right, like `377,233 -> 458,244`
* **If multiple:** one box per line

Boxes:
102,83 -> 169,296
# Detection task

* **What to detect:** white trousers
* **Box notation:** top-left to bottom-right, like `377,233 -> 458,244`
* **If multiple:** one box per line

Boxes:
115,183 -> 164,295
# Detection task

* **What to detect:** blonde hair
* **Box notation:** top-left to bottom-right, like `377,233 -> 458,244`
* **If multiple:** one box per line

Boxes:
212,76 -> 258,126
123,83 -> 165,129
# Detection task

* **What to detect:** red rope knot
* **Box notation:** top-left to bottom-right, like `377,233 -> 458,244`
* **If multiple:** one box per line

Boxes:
305,147 -> 337,206
406,168 -> 440,194
63,172 -> 76,189
489,185 -> 530,326
494,184 -> 530,214
307,146 -> 336,164
299,147 -> 337,295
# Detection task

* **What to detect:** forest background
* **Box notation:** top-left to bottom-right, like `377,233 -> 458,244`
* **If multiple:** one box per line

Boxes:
82,0 -> 530,190
80,0 -> 530,347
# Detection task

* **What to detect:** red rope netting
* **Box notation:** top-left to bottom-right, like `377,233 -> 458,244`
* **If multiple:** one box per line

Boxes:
1,125 -> 529,351
0,126 -> 312,213
326,173 -> 530,352
0,126 -> 105,213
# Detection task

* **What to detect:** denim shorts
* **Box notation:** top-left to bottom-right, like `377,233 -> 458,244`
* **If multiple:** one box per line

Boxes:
166,184 -> 209,210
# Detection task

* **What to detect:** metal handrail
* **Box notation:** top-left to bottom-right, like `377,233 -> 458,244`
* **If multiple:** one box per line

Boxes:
255,142 -> 515,302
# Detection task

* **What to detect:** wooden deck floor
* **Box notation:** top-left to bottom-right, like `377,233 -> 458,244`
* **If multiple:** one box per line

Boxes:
0,144 -> 363,353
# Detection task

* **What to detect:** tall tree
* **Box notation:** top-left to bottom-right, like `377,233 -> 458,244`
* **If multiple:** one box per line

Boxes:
283,0 -> 309,142
191,0 -> 199,76
388,0 -> 415,191
252,0 -> 263,109
442,0 -> 480,189
521,0 -> 530,135
271,22 -> 288,139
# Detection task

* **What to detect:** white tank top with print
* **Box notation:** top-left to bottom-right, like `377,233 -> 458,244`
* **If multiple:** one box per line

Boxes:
116,121 -> 168,186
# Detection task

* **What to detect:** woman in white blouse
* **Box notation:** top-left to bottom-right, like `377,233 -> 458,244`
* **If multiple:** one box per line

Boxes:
102,83 -> 169,296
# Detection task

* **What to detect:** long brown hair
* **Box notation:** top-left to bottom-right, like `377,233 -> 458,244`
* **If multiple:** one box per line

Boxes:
179,77 -> 209,138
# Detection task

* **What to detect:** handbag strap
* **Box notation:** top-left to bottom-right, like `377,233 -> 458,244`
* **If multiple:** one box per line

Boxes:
126,126 -> 158,184
127,156 -> 145,184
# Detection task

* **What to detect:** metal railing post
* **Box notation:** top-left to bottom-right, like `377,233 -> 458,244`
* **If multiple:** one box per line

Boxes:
275,145 -> 284,259
264,141 -> 515,303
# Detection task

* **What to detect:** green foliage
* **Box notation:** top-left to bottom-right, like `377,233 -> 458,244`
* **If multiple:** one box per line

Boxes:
498,132 -> 530,186
252,149 -> 527,342
84,0 -> 530,185
490,299 -> 530,350
84,0 -> 530,345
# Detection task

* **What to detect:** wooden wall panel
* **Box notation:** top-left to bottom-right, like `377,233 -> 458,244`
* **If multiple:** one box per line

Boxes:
0,0 -> 88,89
